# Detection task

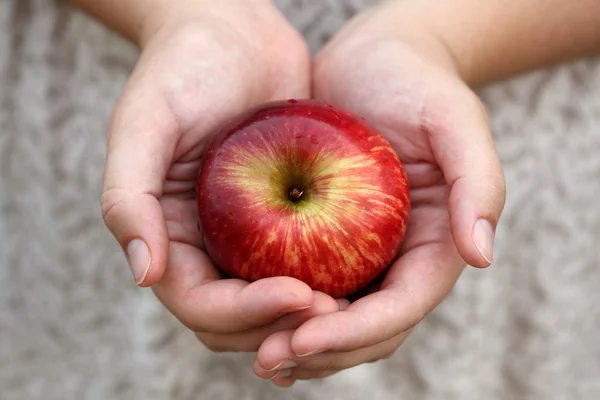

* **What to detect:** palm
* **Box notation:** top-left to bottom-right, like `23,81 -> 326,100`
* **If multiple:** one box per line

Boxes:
314,40 -> 466,305
250,7 -> 504,386
118,18 -> 316,332
251,40 -> 475,385
152,23 -> 309,263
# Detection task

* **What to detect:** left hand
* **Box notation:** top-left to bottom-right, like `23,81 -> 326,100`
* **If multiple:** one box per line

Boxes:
252,1 -> 506,387
99,0 -> 327,354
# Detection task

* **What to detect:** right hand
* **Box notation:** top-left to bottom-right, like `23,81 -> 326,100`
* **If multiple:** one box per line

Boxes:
100,0 -> 342,353
253,0 -> 507,386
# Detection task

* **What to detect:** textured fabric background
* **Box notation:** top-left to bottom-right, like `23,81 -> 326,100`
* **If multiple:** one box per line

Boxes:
1,1 -> 600,399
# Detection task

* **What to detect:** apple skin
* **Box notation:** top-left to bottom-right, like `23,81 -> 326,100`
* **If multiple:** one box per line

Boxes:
196,99 -> 410,298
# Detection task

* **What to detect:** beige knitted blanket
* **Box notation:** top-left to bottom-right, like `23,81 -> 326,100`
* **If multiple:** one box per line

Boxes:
2,1 -> 599,399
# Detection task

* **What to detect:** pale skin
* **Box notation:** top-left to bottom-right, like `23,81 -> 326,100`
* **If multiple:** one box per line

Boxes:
68,0 -> 600,387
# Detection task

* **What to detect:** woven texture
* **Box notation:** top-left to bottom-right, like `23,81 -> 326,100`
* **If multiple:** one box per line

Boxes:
1,1 -> 600,399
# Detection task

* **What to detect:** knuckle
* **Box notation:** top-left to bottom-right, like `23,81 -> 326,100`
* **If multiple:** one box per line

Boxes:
100,187 -> 129,226
395,283 -> 427,329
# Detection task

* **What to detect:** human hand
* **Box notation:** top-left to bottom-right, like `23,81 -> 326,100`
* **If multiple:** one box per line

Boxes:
253,1 -> 506,386
100,0 -> 343,353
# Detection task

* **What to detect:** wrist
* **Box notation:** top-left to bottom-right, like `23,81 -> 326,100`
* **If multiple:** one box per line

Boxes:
139,0 -> 274,47
356,1 -> 462,80
371,0 -> 478,84
381,0 -> 600,86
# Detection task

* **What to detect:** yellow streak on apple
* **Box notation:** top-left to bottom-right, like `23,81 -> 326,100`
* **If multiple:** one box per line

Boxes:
214,139 -> 403,278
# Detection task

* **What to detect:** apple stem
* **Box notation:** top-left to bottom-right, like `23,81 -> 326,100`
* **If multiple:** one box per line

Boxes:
289,187 -> 304,202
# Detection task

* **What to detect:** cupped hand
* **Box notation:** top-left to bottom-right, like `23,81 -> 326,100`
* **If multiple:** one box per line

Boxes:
254,2 -> 506,386
100,1 -> 340,353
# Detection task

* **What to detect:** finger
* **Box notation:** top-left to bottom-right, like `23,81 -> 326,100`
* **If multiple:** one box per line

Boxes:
289,238 -> 464,355
196,291 -> 340,352
284,369 -> 339,381
293,332 -> 406,371
254,330 -> 408,377
263,365 -> 339,387
101,79 -> 180,286
160,196 -> 204,250
269,369 -> 339,387
424,86 -> 506,267
152,241 -> 314,333
270,375 -> 296,387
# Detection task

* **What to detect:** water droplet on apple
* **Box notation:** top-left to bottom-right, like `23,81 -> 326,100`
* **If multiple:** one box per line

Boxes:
288,99 -> 298,104
310,135 -> 319,144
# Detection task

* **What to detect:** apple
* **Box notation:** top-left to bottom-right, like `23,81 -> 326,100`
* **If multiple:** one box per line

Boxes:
196,99 -> 410,298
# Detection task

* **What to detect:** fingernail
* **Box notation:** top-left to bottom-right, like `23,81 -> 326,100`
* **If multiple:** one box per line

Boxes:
277,304 -> 312,317
126,239 -> 151,284
276,369 -> 293,378
289,304 -> 312,312
472,219 -> 495,265
336,299 -> 350,310
271,369 -> 293,379
268,359 -> 298,371
296,349 -> 325,357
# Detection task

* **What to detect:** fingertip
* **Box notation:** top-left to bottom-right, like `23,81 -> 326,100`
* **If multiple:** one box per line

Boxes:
129,239 -> 170,287
309,291 -> 340,313
272,377 -> 296,387
249,277 -> 314,312
448,183 -> 499,269
290,312 -> 341,356
471,218 -> 495,268
225,278 -> 314,329
283,277 -> 316,305
102,191 -> 169,287
255,329 -> 295,371
255,294 -> 341,366
253,358 -> 280,380
136,264 -> 166,287
454,216 -> 496,269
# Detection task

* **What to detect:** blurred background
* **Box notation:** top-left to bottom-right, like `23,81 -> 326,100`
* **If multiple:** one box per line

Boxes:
1,0 -> 599,399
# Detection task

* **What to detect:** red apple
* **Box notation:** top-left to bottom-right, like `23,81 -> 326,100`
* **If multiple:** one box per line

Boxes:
196,99 -> 410,298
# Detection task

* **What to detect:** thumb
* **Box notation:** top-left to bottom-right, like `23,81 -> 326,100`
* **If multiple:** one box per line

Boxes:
427,88 -> 506,268
101,83 -> 179,286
